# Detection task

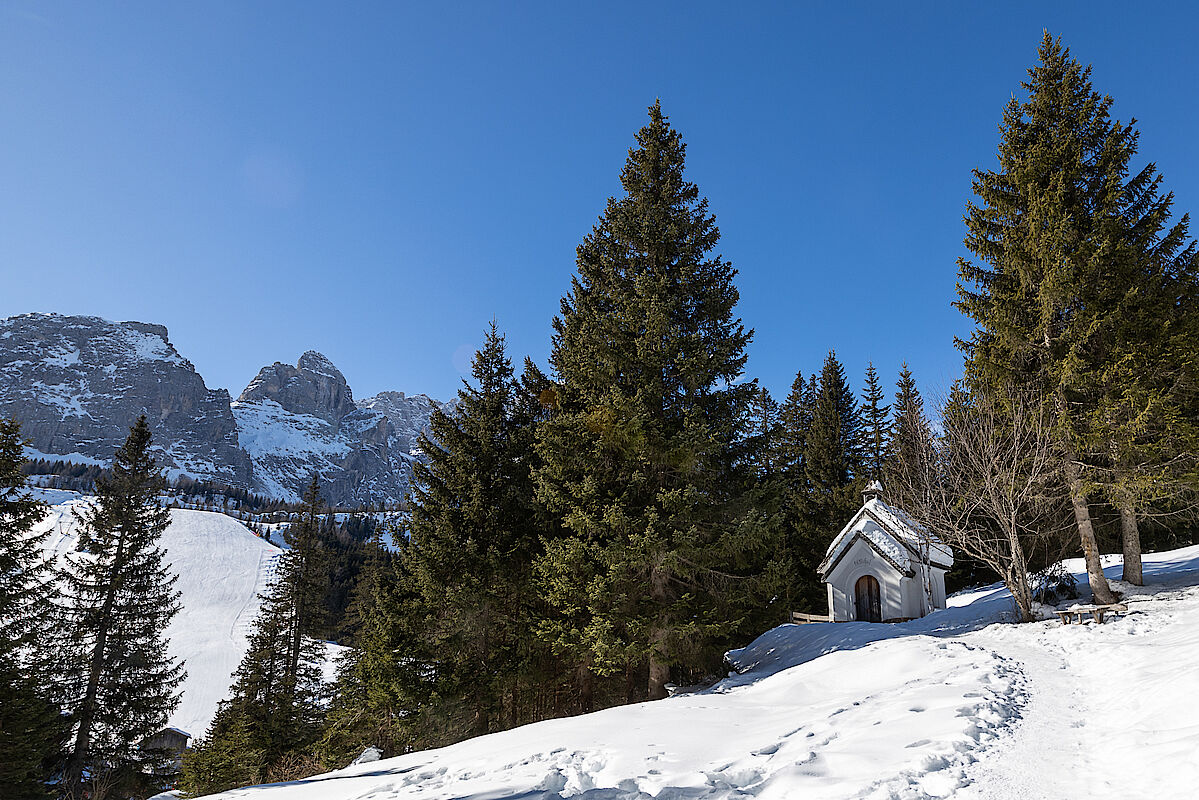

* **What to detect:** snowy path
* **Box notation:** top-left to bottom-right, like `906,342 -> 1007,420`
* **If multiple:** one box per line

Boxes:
955,559 -> 1199,799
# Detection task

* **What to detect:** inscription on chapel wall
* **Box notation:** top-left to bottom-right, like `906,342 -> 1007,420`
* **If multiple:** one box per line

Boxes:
852,555 -> 874,566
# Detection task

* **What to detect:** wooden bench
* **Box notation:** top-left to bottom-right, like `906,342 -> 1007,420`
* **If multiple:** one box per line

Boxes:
1054,603 -> 1128,625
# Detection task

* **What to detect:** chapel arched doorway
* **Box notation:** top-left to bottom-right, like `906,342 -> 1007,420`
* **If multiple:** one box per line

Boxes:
854,575 -> 882,622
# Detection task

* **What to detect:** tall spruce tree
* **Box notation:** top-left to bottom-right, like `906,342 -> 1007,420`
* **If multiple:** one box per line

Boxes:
182,477 -> 329,793
1085,144 -> 1199,584
956,33 -> 1197,602
784,352 -> 864,610
318,522 -> 410,766
772,373 -> 818,611
746,386 -> 781,478
803,351 -> 864,519
0,418 -> 64,800
888,364 -> 935,510
59,417 -> 185,800
535,101 -> 777,701
861,363 -> 891,480
776,372 -> 816,485
402,324 -> 543,739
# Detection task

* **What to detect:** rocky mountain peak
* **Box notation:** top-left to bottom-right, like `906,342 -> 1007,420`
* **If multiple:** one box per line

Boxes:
297,350 -> 345,382
238,351 -> 356,425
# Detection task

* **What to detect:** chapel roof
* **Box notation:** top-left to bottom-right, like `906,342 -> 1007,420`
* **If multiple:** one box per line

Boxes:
818,497 -> 953,578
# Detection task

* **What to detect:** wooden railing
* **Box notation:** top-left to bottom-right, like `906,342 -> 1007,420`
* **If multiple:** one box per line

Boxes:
789,611 -> 832,625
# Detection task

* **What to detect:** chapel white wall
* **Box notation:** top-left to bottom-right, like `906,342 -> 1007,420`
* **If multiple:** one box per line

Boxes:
824,537 -> 905,622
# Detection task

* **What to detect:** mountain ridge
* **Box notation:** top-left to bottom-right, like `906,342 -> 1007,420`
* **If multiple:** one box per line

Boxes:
0,312 -> 445,505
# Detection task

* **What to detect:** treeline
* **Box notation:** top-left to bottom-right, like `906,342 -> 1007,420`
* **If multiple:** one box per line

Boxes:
24,459 -> 300,514
24,459 -> 399,516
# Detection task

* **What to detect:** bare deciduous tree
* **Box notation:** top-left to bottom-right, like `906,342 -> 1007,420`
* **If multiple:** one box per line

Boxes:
895,387 -> 1072,622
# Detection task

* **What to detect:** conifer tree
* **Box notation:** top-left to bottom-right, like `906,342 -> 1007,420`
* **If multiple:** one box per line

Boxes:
59,416 -> 185,800
956,33 -> 1197,601
776,372 -> 816,484
318,522 -> 410,766
1086,151 -> 1199,584
403,323 -> 543,737
888,364 -> 935,510
182,477 -> 329,793
861,363 -> 891,480
0,418 -> 64,800
782,352 -> 864,610
803,351 -> 864,520
535,102 -> 776,701
746,386 -> 781,478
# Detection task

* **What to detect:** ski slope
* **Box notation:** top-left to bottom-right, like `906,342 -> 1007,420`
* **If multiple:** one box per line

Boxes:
199,545 -> 1199,800
33,492 -> 282,738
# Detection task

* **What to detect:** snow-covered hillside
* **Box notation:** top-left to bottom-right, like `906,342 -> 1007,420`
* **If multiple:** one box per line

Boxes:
203,546 -> 1199,800
33,493 -> 282,737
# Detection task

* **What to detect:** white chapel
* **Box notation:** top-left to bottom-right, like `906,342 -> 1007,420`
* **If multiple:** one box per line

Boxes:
818,481 -> 953,623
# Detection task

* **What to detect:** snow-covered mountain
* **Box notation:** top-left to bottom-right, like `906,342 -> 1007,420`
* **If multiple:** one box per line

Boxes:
202,547 -> 1199,800
0,313 -> 252,485
0,313 -> 446,505
233,351 -> 447,505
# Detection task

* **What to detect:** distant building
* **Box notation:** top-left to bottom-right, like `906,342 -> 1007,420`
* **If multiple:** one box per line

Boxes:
818,481 -> 953,623
142,727 -> 191,772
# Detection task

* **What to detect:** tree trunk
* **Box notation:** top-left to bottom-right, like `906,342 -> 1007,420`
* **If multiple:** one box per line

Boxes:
576,662 -> 594,715
1063,460 -> 1117,604
647,565 -> 670,700
65,531 -> 128,800
647,648 -> 671,701
1006,529 -> 1035,622
1120,503 -> 1144,586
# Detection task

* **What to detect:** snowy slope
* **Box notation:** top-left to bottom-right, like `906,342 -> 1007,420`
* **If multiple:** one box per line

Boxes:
34,497 -> 282,738
202,546 -> 1199,800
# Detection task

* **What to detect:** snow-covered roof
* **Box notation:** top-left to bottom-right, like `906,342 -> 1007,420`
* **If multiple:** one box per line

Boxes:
819,497 -> 953,578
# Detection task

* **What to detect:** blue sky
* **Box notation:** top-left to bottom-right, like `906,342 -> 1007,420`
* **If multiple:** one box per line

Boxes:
2,2 -> 1196,404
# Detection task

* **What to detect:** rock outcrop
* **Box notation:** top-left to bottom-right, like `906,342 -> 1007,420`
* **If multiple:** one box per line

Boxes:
238,351 -> 357,424
0,313 -> 252,485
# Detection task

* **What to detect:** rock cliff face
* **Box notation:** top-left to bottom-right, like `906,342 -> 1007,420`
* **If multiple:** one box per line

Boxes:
356,390 -> 447,453
232,354 -> 444,506
238,351 -> 358,424
0,313 -> 252,485
0,313 -> 444,506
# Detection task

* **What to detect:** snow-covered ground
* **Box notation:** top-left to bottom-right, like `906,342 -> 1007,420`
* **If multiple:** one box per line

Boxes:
199,544 -> 1199,800
33,492 -> 283,737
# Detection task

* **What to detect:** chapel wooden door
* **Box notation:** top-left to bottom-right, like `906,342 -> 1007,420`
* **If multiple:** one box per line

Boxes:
854,575 -> 882,622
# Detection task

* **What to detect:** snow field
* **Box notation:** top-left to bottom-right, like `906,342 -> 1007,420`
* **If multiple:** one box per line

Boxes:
205,627 -> 1023,800
956,547 -> 1199,800
204,545 -> 1199,800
